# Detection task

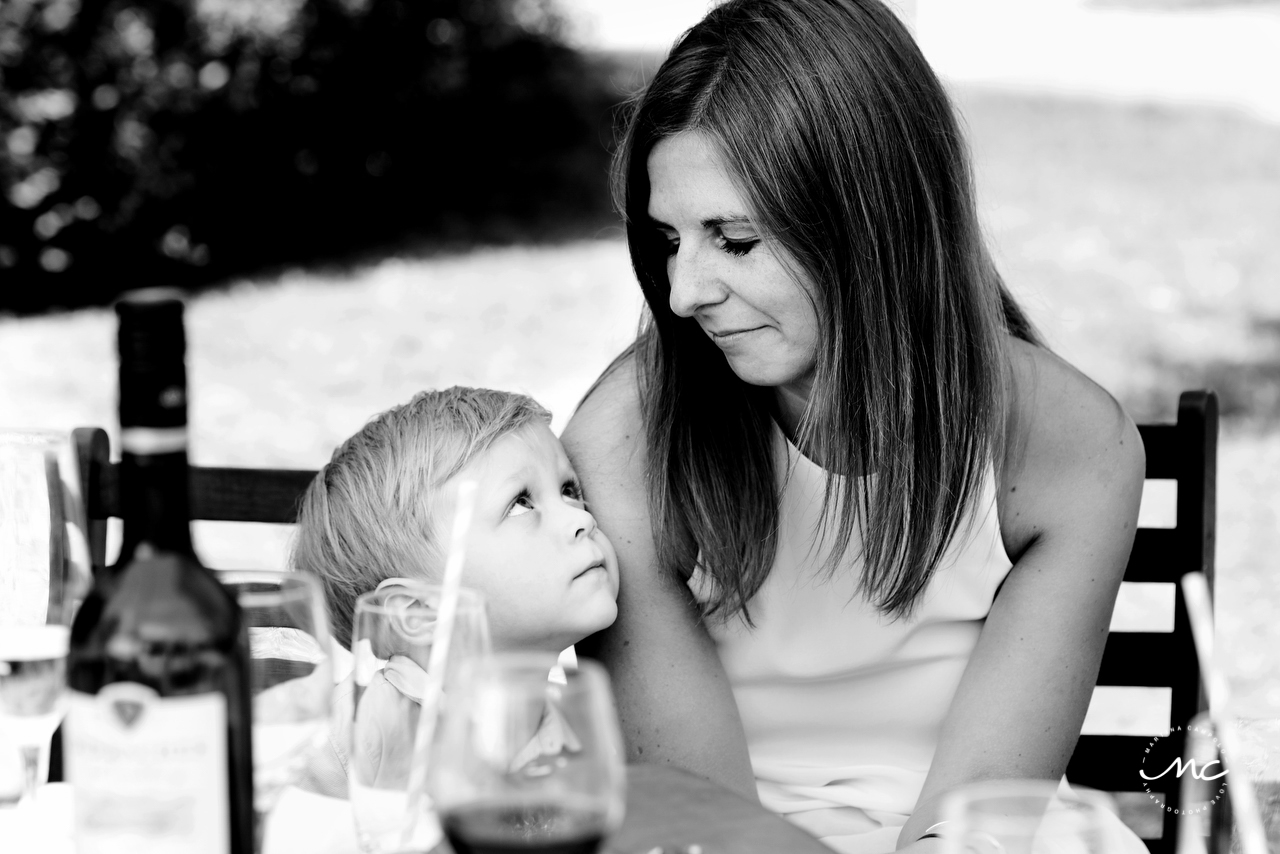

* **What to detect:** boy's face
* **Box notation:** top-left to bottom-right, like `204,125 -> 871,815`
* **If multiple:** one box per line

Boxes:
437,422 -> 619,653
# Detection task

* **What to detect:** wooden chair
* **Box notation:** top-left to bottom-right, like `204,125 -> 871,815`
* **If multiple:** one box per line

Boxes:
1064,391 -> 1218,854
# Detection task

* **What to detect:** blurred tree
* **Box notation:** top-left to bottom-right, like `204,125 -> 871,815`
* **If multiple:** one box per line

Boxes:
0,0 -> 621,313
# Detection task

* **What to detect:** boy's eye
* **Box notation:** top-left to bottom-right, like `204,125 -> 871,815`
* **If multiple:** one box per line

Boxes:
507,490 -> 534,517
562,480 -> 586,506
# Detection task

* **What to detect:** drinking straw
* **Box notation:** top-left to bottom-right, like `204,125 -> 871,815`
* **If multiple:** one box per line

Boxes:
399,479 -> 478,848
1180,571 -> 1268,854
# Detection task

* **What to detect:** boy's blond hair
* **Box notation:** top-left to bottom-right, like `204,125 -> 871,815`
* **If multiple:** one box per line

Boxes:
291,386 -> 551,648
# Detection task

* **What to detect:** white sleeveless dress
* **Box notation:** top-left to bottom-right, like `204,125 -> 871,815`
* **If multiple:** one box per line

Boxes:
686,428 -> 1142,854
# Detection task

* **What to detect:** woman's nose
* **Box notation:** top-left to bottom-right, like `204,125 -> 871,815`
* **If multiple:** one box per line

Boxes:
667,246 -> 724,318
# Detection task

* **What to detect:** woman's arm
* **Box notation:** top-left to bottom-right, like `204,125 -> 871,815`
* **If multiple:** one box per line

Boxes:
560,354 -> 758,801
897,338 -> 1146,849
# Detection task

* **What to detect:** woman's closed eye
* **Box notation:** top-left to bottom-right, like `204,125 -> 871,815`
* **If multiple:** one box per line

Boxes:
658,232 -> 679,257
717,234 -> 758,257
654,228 -> 758,259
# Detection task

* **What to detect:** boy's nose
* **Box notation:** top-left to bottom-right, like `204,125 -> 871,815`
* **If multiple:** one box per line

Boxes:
572,507 -> 597,540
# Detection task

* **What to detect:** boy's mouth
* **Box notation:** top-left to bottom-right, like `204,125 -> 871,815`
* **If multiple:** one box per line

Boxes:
574,560 -> 606,580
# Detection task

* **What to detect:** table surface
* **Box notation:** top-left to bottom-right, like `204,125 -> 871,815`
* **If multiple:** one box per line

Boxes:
610,763 -> 833,853
2,763 -> 833,854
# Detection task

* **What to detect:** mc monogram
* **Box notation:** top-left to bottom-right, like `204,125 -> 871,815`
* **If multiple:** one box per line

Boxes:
1139,723 -> 1230,815
1139,756 -> 1228,782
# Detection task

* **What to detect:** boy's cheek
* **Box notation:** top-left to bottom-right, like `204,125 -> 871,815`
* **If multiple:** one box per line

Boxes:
592,531 -> 621,597
607,556 -> 621,600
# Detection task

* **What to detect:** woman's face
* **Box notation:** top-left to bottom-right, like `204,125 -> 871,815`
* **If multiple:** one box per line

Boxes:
646,130 -> 820,400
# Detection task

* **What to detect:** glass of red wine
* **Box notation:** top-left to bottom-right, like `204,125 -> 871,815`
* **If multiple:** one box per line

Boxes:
428,651 -> 626,854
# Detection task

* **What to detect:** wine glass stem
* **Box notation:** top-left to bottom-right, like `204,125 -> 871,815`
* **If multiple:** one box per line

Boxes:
19,744 -> 42,800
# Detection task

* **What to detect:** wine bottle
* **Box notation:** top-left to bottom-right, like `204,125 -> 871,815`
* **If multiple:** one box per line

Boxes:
65,291 -> 255,854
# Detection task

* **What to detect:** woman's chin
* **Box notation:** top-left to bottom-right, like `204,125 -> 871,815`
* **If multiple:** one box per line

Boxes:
724,355 -> 811,390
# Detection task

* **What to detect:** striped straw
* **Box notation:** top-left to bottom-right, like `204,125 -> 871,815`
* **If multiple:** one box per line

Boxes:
399,479 -> 478,848
1180,571 -> 1268,854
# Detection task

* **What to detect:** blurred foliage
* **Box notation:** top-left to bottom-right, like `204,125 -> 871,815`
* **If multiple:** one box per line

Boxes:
0,0 -> 625,313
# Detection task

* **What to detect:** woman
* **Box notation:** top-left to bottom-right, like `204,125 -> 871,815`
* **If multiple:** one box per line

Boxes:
561,2 -> 1145,853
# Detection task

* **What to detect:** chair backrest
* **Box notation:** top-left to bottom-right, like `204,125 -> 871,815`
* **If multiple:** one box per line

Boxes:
72,427 -> 322,692
1064,391 -> 1218,854
73,427 -> 318,571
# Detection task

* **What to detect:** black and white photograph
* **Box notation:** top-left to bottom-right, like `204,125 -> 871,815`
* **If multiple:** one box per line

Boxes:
2,1 -> 1278,853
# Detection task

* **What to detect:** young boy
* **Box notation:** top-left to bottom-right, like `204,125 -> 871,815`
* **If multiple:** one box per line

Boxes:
288,386 -> 620,798
293,385 -> 619,655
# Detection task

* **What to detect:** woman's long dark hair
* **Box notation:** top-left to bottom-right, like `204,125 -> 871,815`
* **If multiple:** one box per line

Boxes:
613,0 -> 1039,622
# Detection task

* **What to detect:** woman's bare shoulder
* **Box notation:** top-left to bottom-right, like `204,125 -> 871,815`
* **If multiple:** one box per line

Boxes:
559,350 -> 758,796
560,349 -> 646,480
999,337 -> 1145,557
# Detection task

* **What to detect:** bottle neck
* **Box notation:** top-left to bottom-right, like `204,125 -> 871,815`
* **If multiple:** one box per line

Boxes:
116,430 -> 196,565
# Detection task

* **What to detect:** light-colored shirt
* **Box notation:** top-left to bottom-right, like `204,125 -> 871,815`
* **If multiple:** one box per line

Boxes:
687,428 -> 1141,854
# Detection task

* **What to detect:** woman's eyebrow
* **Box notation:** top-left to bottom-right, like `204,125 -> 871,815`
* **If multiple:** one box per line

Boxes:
645,214 -> 753,230
703,215 -> 753,229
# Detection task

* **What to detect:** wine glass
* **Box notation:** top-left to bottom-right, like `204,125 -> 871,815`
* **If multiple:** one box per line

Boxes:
1178,712 -> 1280,854
0,429 -> 88,804
428,651 -> 626,854
345,581 -> 491,854
940,779 -> 1122,854
0,429 -> 90,629
1231,716 -> 1280,854
0,624 -> 69,805
218,570 -> 334,852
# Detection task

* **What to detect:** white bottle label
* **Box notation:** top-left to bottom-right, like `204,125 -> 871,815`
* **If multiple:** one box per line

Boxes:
65,683 -> 231,854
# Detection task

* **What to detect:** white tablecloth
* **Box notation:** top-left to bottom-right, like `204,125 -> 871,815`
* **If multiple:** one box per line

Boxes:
0,784 -> 360,854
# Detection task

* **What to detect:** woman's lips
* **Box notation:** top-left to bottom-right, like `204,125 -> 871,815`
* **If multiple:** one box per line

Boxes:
707,326 -> 765,345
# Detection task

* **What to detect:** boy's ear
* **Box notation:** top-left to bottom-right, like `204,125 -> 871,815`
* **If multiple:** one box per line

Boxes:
372,577 -> 437,648
375,576 -> 424,597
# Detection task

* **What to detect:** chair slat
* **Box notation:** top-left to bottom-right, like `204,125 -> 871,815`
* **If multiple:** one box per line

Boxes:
1067,735 -> 1176,792
94,461 -> 317,524
1095,633 -> 1198,687
1136,424 -> 1180,480
252,658 -> 316,693
73,427 -> 111,571
1123,530 -> 1184,583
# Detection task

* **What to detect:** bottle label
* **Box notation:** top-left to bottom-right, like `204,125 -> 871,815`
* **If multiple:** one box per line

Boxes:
65,683 -> 231,854
120,426 -> 189,454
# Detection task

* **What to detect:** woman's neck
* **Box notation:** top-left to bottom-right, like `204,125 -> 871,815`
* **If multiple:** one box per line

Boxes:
773,378 -> 866,477
773,380 -> 812,443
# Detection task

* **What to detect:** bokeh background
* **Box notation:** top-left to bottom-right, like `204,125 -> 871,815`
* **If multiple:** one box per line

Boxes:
3,0 -> 1278,715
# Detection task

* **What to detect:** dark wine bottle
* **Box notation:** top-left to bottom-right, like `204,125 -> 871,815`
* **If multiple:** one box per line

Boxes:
65,291 -> 255,854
